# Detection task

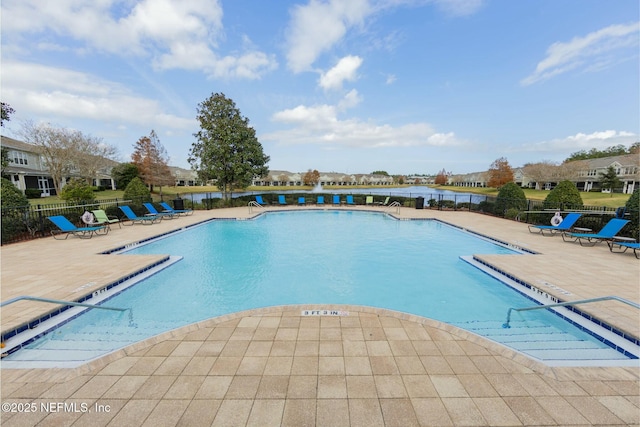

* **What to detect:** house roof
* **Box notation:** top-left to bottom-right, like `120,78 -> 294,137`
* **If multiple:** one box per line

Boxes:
1,135 -> 37,151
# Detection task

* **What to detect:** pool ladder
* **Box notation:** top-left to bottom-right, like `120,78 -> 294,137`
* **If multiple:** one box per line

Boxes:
248,200 -> 265,213
502,295 -> 640,328
385,201 -> 401,214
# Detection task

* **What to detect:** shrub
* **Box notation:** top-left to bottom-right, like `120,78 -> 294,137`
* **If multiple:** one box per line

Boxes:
123,177 -> 151,204
478,201 -> 494,214
505,208 -> 520,220
1,178 -> 30,244
494,182 -> 527,216
624,188 -> 639,240
60,178 -> 96,204
24,188 -> 43,199
543,180 -> 583,210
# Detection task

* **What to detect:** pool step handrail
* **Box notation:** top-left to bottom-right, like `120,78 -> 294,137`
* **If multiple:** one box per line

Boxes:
502,295 -> 640,328
248,200 -> 265,213
0,295 -> 128,312
386,201 -> 401,214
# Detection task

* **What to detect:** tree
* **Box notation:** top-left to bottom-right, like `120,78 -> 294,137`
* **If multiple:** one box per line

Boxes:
303,169 -> 320,185
371,170 -> 389,176
434,168 -> 448,185
189,93 -> 269,200
624,188 -> 639,240
132,130 -> 174,194
487,157 -> 514,188
543,180 -> 583,209
74,134 -> 118,186
495,182 -> 527,217
1,102 -> 15,127
522,161 -> 557,189
123,177 -> 151,204
111,163 -> 140,189
59,178 -> 95,204
599,165 -> 622,196
18,121 -> 117,195
565,144 -> 636,162
1,177 -> 28,207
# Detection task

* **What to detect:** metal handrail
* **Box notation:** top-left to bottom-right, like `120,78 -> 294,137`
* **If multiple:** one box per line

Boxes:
1,295 -> 128,312
502,295 -> 640,328
386,201 -> 401,214
248,200 -> 265,213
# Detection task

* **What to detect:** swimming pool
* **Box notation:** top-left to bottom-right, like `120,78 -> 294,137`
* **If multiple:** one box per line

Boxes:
3,211 -> 637,366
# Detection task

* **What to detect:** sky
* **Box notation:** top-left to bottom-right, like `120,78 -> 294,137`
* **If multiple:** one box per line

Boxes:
1,0 -> 638,176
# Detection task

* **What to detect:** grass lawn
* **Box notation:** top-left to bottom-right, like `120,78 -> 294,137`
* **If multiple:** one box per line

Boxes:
431,185 -> 631,208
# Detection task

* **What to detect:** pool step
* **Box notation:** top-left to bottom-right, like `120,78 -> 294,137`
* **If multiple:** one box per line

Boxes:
454,320 -> 627,361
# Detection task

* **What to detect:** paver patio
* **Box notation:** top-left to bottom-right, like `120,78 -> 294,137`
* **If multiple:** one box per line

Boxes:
1,206 -> 638,426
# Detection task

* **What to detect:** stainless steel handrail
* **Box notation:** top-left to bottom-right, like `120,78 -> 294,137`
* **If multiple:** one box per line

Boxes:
248,200 -> 265,213
502,295 -> 640,328
386,201 -> 401,214
1,295 -> 128,312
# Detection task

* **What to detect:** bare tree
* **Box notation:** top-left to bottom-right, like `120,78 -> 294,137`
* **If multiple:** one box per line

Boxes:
522,161 -> 557,189
74,133 -> 118,186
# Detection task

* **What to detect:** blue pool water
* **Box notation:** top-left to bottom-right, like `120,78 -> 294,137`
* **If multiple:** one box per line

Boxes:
6,211 -> 635,365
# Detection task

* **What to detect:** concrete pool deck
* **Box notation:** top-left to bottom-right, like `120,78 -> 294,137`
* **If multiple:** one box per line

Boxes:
1,206 -> 639,426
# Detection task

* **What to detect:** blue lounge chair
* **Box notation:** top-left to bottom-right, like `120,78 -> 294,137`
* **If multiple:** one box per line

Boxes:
607,240 -> 640,259
119,205 -> 161,225
255,196 -> 268,206
346,195 -> 355,205
562,218 -> 629,246
528,213 -> 583,236
332,195 -> 340,205
159,201 -> 193,216
298,196 -> 305,205
317,196 -> 325,205
47,215 -> 108,239
278,195 -> 287,205
143,203 -> 177,219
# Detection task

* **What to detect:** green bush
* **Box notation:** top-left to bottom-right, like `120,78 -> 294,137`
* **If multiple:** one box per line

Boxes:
495,182 -> 527,216
543,180 -> 583,210
624,188 -> 639,240
1,178 -> 30,244
1,178 -> 29,207
505,208 -> 520,220
24,188 -> 43,199
123,177 -> 151,204
60,178 -> 96,204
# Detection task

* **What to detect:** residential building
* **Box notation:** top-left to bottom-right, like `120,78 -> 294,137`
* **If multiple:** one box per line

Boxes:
1,135 -> 116,196
251,171 -> 394,186
447,154 -> 639,193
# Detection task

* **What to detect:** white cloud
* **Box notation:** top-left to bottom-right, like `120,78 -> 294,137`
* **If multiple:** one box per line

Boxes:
285,0 -> 372,73
265,92 -> 459,148
522,22 -> 640,85
0,0 -> 277,80
1,61 -> 194,130
319,56 -> 363,91
519,130 -> 638,152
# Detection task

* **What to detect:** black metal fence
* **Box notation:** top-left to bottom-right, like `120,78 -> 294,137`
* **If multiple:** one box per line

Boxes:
1,192 -> 630,245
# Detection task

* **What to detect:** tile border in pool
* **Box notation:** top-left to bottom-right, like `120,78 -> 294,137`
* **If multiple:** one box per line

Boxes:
0,255 -> 179,356
470,256 -> 640,354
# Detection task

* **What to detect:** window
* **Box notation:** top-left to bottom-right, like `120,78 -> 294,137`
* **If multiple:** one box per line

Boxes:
10,151 -> 28,166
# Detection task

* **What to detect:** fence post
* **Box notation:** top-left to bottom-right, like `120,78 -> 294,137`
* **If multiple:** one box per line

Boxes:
37,204 -> 45,237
